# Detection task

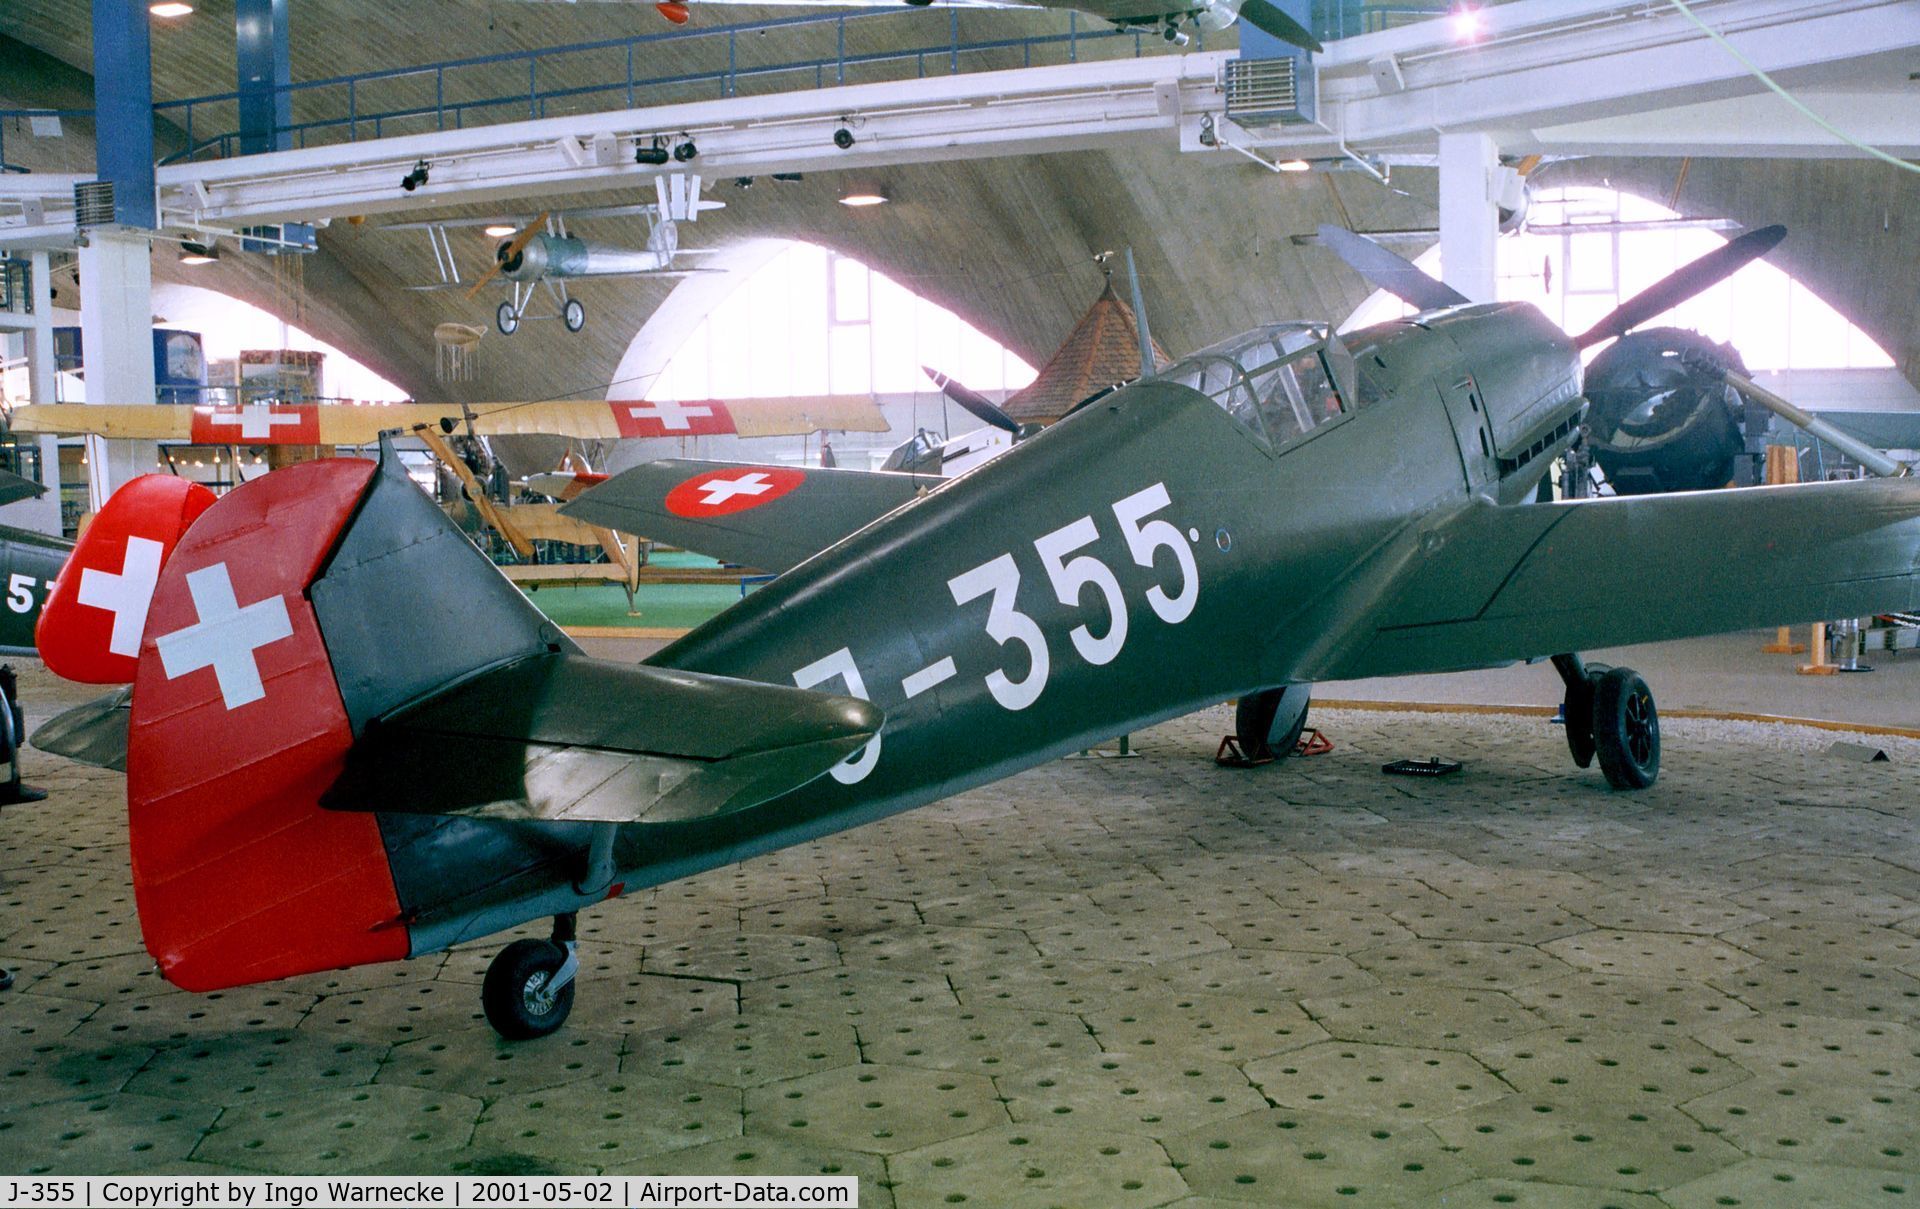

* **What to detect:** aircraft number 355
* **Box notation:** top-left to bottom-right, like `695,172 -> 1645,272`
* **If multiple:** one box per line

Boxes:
795,483 -> 1200,785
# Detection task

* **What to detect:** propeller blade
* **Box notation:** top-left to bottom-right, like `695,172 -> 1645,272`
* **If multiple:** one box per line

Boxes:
1316,224 -> 1470,312
1573,224 -> 1785,350
464,212 -> 549,300
1124,247 -> 1157,378
1237,0 -> 1325,53
923,366 -> 1021,434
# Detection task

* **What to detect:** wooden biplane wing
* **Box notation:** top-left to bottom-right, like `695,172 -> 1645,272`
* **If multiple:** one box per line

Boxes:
563,459 -> 937,573
7,396 -> 888,445
1320,476 -> 1920,683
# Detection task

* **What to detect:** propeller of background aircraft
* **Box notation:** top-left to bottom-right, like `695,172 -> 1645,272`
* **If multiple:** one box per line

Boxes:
465,212 -> 551,301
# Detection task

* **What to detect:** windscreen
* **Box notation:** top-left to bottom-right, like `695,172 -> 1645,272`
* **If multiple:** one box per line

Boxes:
1153,324 -> 1349,451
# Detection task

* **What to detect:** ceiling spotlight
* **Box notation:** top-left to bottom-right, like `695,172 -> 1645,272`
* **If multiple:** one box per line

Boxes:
400,160 -> 430,192
832,127 -> 855,150
178,240 -> 217,265
839,189 -> 888,207
771,172 -> 804,183
673,139 -> 698,162
149,2 -> 194,16
1448,4 -> 1485,42
1277,159 -> 1311,172
635,138 -> 671,166
482,223 -> 517,237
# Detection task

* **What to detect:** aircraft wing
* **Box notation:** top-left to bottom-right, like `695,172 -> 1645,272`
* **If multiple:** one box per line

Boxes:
9,397 -> 888,444
1320,477 -> 1920,683
563,459 -> 936,573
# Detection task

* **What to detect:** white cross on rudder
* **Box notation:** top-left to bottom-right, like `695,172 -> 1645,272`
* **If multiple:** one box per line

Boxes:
207,406 -> 303,440
696,472 -> 773,507
77,536 -> 164,657
155,564 -> 295,710
628,400 -> 713,432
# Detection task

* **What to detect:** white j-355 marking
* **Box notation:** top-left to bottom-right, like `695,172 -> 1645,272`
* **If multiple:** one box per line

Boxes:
794,647 -> 880,784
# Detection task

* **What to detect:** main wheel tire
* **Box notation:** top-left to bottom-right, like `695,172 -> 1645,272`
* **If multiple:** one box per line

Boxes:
562,298 -> 586,333
496,301 -> 520,336
481,939 -> 574,1040
1235,685 -> 1311,762
1592,666 -> 1659,790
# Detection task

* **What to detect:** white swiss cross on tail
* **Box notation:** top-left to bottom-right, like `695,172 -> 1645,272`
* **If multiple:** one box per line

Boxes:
76,536 -> 163,658
697,472 -> 772,507
155,563 -> 294,709
664,466 -> 806,518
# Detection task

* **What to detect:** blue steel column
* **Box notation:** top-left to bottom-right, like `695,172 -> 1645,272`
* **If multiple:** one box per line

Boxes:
90,0 -> 156,228
236,0 -> 292,155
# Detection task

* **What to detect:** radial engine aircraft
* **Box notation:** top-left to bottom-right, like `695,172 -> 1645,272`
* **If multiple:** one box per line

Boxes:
31,228 -> 1920,1041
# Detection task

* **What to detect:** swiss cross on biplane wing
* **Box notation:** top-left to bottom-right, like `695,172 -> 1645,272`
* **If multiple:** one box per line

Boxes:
610,399 -> 737,438
190,404 -> 321,445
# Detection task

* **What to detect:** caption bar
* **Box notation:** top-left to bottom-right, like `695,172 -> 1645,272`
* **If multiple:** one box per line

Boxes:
0,1177 -> 857,1209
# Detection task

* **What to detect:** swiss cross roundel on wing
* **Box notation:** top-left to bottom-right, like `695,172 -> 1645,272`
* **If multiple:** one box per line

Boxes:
664,467 -> 805,517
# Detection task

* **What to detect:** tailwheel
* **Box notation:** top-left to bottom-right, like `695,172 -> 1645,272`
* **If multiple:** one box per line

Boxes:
1592,666 -> 1660,790
482,921 -> 578,1040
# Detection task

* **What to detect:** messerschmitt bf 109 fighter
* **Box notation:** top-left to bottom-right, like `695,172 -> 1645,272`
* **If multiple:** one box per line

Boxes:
34,228 -> 1920,1040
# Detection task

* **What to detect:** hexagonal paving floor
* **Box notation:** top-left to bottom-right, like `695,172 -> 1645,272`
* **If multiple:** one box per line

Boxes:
4,657 -> 1920,1206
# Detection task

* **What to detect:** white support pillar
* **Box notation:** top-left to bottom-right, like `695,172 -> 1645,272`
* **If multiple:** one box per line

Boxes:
1437,132 -> 1500,304
16,250 -> 64,536
76,229 -> 158,512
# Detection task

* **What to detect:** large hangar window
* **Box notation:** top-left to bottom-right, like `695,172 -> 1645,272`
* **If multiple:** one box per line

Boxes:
650,242 -> 1037,401
1341,187 -> 1894,372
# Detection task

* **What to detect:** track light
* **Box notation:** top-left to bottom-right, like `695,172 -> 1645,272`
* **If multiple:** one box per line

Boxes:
178,240 -> 217,265
400,161 -> 429,192
672,139 -> 698,163
832,128 -> 855,150
482,224 -> 517,237
839,188 -> 887,207
149,2 -> 193,16
635,138 -> 671,166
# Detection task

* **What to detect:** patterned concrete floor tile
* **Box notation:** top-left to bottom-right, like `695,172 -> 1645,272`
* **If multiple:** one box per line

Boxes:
1211,907 -> 1416,954
1030,914 -> 1230,965
568,969 -> 739,1033
1418,1180 -> 1668,1207
126,1030 -> 385,1104
1513,974 -> 1757,1033
740,966 -> 959,1022
1160,947 -> 1379,999
1728,881 -> 1920,928
948,955 -> 1166,1012
1680,1077 -> 1920,1171
1710,961 -> 1920,1024
915,886 -> 1099,931
378,1027 -> 621,1096
301,981 -> 484,1043
1666,1159 -> 1920,1209
859,1003 -> 1100,1075
270,953 -> 450,998
1429,1094 -> 1746,1193
1300,985 -> 1545,1050
1352,940 -> 1574,990
0,1093 -> 218,1175
1476,1028 -> 1752,1107
643,931 -> 841,981
1690,1016 -> 1920,1084
743,1064 -> 1002,1155
0,988 -> 97,1042
740,895 -> 923,941
1389,898 -> 1590,945
626,1015 -> 860,1087
1561,887 -> 1766,935
1,1038 -> 155,1108
23,953 -> 173,1003
198,1084 -> 484,1173
999,1051 -> 1265,1136
888,1123 -> 1183,1209
1722,918 -> 1920,967
1083,989 -> 1328,1060
839,924 -> 1040,975
71,985 -> 317,1045
1163,1108 -> 1472,1208
1245,1041 -> 1509,1121
472,1075 -> 742,1168
1543,932 -> 1761,980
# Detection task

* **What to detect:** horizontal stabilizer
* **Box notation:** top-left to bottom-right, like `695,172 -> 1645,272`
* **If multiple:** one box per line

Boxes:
563,459 -> 933,573
31,686 -> 131,771
322,653 -> 882,824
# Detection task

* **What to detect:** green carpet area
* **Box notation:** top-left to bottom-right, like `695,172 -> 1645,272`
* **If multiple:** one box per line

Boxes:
515,553 -> 763,630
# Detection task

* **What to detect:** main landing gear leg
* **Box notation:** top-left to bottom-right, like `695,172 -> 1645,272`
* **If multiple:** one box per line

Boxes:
481,913 -> 579,1040
1553,653 -> 1660,790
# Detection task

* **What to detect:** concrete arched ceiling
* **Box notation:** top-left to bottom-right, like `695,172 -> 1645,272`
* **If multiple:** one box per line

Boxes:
4,4 -> 1918,403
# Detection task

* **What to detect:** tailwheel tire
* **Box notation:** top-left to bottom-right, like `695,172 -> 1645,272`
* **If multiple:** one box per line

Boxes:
1234,684 -> 1311,762
496,301 -> 520,336
562,298 -> 587,333
1592,666 -> 1659,790
482,939 -> 574,1040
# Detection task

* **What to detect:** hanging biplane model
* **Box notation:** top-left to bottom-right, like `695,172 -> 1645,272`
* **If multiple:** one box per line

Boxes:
30,223 -> 1920,1043
392,173 -> 722,335
512,0 -> 1324,50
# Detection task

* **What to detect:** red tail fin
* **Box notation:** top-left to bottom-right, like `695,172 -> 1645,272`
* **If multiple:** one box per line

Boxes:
37,475 -> 216,684
125,458 -> 407,990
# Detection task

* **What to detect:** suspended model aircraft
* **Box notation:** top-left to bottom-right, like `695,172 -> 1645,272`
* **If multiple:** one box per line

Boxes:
513,0 -> 1322,50
31,225 -> 1920,1042
393,175 -> 722,335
